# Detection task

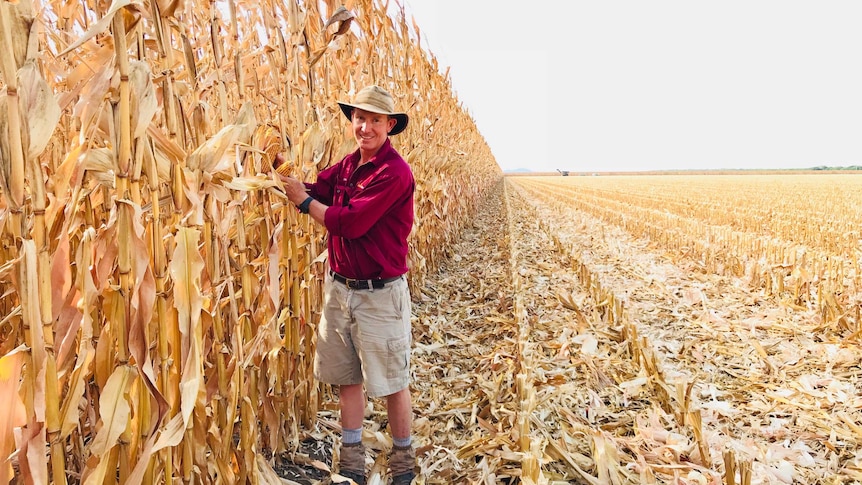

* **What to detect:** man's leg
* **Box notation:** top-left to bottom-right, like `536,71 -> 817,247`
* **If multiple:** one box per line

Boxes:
349,279 -> 415,482
385,387 -> 412,440
387,388 -> 416,483
340,383 -> 366,430
337,384 -> 367,484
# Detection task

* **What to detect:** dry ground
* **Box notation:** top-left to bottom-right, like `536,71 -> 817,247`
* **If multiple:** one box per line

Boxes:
274,178 -> 862,484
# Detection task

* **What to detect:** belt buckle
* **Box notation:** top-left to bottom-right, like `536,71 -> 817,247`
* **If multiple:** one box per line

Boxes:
344,277 -> 361,290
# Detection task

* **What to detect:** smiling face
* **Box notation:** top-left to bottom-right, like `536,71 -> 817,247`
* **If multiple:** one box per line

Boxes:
351,108 -> 397,160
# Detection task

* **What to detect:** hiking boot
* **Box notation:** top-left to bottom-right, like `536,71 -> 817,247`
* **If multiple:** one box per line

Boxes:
389,445 -> 416,484
335,442 -> 367,485
333,470 -> 366,485
391,472 -> 415,485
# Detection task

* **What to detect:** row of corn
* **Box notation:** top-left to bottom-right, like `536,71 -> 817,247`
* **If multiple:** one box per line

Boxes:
515,175 -> 860,337
0,0 -> 500,482
508,178 -> 753,484
509,175 -> 861,482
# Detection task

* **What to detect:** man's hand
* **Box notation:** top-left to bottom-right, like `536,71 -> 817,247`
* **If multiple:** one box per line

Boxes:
278,173 -> 310,206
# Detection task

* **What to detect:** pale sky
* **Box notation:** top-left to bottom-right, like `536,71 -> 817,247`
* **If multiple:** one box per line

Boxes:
399,1 -> 862,173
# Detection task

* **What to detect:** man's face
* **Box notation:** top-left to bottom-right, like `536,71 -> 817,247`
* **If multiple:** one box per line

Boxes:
352,108 -> 396,154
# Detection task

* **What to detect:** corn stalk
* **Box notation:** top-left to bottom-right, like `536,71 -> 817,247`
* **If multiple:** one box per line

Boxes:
0,0 -> 502,483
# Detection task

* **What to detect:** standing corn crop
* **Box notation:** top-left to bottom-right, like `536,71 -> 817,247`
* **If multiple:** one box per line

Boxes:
0,0 -> 500,482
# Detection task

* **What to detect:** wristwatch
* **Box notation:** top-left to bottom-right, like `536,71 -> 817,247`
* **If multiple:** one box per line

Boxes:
299,196 -> 314,214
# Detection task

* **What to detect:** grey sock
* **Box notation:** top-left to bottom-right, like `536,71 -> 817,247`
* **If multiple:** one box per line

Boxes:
343,427 -> 363,445
392,436 -> 412,448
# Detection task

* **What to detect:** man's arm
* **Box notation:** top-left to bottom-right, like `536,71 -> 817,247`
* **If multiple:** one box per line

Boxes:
278,174 -> 328,224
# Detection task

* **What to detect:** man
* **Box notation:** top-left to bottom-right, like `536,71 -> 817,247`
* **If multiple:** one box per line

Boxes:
277,85 -> 416,485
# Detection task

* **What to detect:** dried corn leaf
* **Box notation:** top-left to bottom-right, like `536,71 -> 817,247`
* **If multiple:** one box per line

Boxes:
81,147 -> 116,189
187,101 -> 256,173
0,346 -> 27,485
128,60 -> 158,139
0,0 -> 33,76
18,61 -> 61,160
169,227 -> 205,424
87,366 -> 134,456
58,0 -> 141,56
224,174 -> 279,192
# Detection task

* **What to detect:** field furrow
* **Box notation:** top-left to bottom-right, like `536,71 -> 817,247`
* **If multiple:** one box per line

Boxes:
512,175 -> 862,321
410,180 -> 520,483
413,180 -> 656,483
507,176 -> 862,484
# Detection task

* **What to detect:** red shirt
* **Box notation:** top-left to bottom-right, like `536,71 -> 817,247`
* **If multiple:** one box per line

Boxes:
307,139 -> 414,280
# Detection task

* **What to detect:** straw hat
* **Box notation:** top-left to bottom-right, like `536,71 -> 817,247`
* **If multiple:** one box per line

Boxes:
337,85 -> 409,136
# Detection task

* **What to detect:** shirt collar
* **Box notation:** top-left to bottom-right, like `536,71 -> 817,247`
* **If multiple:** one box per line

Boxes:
351,139 -> 393,167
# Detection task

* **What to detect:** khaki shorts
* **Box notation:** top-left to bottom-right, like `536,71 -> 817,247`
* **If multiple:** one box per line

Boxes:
314,273 -> 412,398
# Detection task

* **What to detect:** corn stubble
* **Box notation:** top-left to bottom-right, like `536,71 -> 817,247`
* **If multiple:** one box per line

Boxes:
0,0 -> 499,483
505,175 -> 862,484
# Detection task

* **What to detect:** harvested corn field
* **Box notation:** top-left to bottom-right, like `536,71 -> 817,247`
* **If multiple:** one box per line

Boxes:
481,174 -> 859,484
298,173 -> 861,484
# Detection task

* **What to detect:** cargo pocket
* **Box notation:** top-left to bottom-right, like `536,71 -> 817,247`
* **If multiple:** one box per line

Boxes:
387,337 -> 410,379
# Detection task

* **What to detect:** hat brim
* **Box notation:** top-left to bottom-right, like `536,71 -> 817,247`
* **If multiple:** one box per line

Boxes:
338,102 -> 409,136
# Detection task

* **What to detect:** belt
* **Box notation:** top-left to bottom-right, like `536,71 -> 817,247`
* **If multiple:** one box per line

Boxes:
330,271 -> 402,290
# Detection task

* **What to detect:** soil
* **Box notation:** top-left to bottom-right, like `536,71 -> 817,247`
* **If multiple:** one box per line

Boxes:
270,177 -> 862,484
269,436 -> 333,484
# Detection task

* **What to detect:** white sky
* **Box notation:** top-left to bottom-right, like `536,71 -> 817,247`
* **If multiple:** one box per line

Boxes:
398,1 -> 862,173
